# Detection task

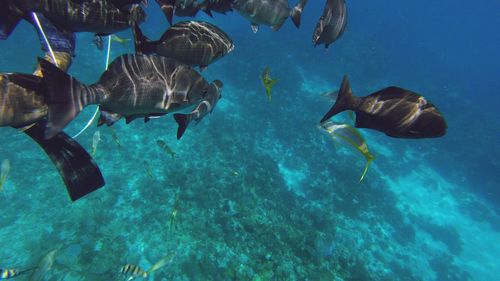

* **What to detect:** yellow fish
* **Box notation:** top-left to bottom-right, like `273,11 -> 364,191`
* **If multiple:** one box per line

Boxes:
143,161 -> 153,179
319,121 -> 374,182
91,131 -> 101,156
111,34 -> 132,46
157,140 -> 176,159
169,192 -> 180,232
0,159 -> 10,194
120,253 -> 176,281
261,67 -> 278,102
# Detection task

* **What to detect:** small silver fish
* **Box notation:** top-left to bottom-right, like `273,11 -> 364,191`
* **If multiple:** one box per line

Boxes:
92,131 -> 101,156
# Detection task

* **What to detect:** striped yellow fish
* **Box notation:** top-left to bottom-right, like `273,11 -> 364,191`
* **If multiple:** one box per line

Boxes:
120,253 -> 176,280
0,268 -> 36,279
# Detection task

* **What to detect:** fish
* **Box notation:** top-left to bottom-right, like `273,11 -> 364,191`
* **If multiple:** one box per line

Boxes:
157,140 -> 176,159
261,67 -> 278,102
3,0 -> 146,37
319,120 -> 374,182
155,0 -> 210,25
120,253 -> 175,281
0,268 -> 36,279
38,54 -> 219,140
313,0 -> 347,48
93,35 -> 105,50
29,249 -> 57,281
169,191 -> 180,231
0,159 -> 10,194
133,21 -> 234,70
143,160 -> 153,178
174,79 -> 222,139
92,131 -> 101,156
108,127 -> 122,148
111,34 -> 132,46
233,0 -> 308,32
0,73 -> 105,201
320,75 -> 447,139
203,0 -> 235,15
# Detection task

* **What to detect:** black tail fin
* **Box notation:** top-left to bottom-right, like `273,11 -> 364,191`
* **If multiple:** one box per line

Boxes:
291,0 -> 308,28
39,58 -> 98,139
173,113 -> 190,140
320,75 -> 358,123
23,122 -> 105,201
0,10 -> 21,40
132,22 -> 157,55
155,0 -> 175,25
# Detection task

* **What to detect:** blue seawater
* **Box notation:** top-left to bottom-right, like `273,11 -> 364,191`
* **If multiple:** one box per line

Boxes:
0,1 -> 498,280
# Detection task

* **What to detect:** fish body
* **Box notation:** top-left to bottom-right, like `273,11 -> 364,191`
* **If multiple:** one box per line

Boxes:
261,67 -> 278,102
320,76 -> 447,139
0,73 -> 47,128
313,0 -> 347,48
233,0 -> 307,32
319,121 -> 374,181
91,131 -> 101,156
8,0 -> 146,35
133,21 -> 234,70
0,159 -> 10,193
174,79 -> 222,139
120,264 -> 148,280
157,140 -> 176,158
39,54 -> 215,139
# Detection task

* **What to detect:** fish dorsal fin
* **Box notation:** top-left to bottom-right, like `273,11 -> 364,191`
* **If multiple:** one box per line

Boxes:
251,23 -> 259,33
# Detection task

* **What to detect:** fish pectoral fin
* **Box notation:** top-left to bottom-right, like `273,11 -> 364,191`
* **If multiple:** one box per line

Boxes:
251,23 -> 259,33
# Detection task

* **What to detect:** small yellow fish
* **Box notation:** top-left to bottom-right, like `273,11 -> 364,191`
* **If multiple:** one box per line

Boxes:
261,67 -> 278,102
109,127 -> 122,148
169,192 -> 180,231
91,131 -> 101,156
319,121 -> 374,182
111,35 -> 132,46
157,140 -> 176,159
0,268 -> 36,279
143,161 -> 153,179
120,253 -> 175,281
0,159 -> 10,194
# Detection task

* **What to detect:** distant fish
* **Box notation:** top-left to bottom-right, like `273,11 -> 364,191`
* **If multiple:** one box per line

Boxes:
169,192 -> 180,231
120,253 -> 175,281
29,249 -> 57,281
174,80 -> 223,139
157,140 -> 176,159
0,73 -> 104,201
261,67 -> 278,102
38,54 -> 218,140
108,127 -> 122,148
320,75 -> 447,139
319,120 -> 374,182
111,34 -> 132,46
204,0 -> 235,15
313,0 -> 347,48
0,268 -> 36,279
133,21 -> 234,71
233,0 -> 308,32
92,131 -> 101,156
93,35 -> 105,51
0,159 -> 11,194
143,160 -> 153,178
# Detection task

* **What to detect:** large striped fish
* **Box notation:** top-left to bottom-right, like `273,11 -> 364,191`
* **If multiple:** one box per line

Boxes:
233,0 -> 308,32
1,0 -> 146,37
133,21 -> 234,70
313,0 -> 347,48
0,73 -> 104,201
38,54 -> 222,140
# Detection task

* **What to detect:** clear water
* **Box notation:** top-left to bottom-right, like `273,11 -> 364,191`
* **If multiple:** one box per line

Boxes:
0,1 -> 499,280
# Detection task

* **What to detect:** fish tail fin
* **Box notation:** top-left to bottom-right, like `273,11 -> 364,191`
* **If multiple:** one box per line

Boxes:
39,58 -> 100,139
147,252 -> 176,274
156,0 -> 175,25
320,75 -> 358,123
23,122 -> 105,201
132,22 -> 156,55
359,154 -> 374,182
291,0 -> 308,28
0,11 -> 21,40
173,113 -> 190,140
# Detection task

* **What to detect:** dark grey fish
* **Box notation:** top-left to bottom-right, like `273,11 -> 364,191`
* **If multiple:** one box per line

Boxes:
38,54 -> 218,140
155,0 -> 209,25
0,73 -> 104,201
233,0 -> 308,32
313,0 -> 347,48
174,79 -> 222,139
204,0 -> 234,15
7,0 -> 146,35
320,75 -> 447,139
133,21 -> 234,70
